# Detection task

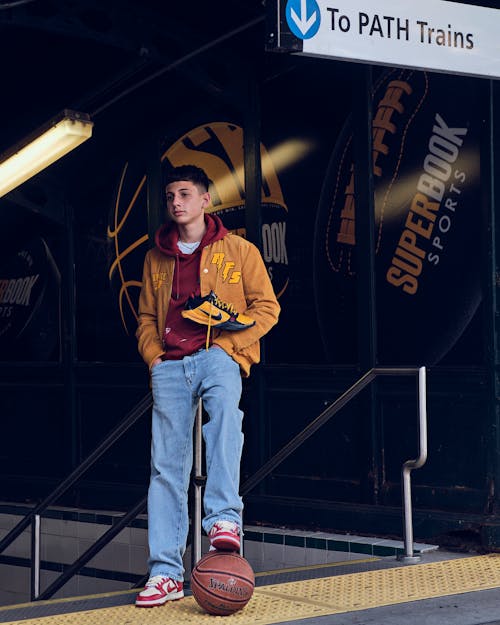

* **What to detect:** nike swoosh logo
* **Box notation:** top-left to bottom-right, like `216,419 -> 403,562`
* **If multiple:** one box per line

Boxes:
200,309 -> 223,320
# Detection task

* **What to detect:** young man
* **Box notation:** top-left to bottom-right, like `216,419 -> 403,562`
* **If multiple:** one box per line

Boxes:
135,164 -> 280,607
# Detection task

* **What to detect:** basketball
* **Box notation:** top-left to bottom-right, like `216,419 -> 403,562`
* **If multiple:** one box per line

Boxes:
190,551 -> 255,616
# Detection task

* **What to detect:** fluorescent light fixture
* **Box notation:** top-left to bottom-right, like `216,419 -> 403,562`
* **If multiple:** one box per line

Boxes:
0,109 -> 93,199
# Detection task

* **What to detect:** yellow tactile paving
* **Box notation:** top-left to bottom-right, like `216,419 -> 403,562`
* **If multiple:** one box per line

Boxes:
3,554 -> 500,624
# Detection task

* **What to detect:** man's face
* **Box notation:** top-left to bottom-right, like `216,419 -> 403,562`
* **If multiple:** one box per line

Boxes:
165,180 -> 209,227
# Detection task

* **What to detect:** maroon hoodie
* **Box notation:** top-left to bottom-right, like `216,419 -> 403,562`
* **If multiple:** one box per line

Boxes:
154,214 -> 228,360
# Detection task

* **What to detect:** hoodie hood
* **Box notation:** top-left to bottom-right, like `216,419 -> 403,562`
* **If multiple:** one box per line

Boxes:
155,213 -> 228,257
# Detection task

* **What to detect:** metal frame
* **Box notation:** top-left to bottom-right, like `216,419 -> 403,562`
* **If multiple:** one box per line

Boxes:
191,366 -> 428,565
192,399 -> 204,566
242,366 -> 428,560
0,392 -> 153,600
398,366 -> 428,561
0,366 -> 426,600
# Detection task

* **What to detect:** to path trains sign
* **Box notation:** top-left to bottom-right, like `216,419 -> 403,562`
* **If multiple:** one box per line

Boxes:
267,0 -> 500,79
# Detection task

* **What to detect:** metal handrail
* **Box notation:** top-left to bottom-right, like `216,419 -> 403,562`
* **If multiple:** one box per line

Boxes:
240,366 -> 428,561
192,399 -> 204,567
1,366 -> 427,601
399,366 -> 428,561
37,495 -> 147,600
0,391 -> 153,600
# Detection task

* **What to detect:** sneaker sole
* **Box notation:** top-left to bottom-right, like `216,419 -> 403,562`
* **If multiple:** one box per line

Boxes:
135,592 -> 184,607
213,320 -> 255,331
211,537 -> 241,551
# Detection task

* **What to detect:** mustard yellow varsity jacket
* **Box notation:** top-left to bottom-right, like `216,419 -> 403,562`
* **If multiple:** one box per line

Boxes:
136,233 -> 280,377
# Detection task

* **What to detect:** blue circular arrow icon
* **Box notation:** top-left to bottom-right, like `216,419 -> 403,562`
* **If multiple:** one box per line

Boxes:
286,0 -> 321,40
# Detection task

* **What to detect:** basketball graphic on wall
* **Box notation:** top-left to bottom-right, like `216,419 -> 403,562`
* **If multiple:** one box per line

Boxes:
108,122 -> 288,336
161,122 -> 289,299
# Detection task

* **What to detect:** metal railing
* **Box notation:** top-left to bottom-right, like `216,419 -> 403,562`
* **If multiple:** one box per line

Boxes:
0,392 -> 153,600
237,366 -> 428,561
399,366 -> 428,562
0,365 -> 427,600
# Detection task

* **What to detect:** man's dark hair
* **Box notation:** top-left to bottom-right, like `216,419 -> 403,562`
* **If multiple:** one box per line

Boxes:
164,164 -> 212,192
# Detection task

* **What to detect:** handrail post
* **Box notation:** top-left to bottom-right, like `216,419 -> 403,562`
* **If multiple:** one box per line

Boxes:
30,514 -> 41,600
192,399 -> 204,568
398,366 -> 428,562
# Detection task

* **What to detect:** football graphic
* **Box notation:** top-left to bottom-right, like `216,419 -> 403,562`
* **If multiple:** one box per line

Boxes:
313,68 -> 482,365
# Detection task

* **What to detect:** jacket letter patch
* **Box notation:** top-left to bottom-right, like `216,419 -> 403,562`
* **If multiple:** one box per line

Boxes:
210,253 -> 241,283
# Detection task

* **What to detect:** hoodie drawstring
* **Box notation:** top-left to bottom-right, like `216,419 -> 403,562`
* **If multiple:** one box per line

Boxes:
175,254 -> 180,299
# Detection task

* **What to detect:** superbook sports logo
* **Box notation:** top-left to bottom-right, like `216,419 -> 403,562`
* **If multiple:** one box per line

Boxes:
319,71 -> 469,295
313,68 -> 481,365
0,275 -> 39,306
386,114 -> 468,295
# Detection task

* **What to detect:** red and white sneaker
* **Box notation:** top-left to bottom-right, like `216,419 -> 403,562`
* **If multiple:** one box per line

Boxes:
208,520 -> 241,551
135,576 -> 184,607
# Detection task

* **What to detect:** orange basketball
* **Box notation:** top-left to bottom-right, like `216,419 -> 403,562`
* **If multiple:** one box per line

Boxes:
190,551 -> 255,616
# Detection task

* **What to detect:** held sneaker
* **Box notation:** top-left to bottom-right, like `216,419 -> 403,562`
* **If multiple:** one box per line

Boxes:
208,520 -> 241,551
182,291 -> 255,331
135,576 -> 184,607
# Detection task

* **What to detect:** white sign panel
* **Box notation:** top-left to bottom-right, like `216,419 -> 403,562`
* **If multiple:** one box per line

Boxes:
279,0 -> 500,79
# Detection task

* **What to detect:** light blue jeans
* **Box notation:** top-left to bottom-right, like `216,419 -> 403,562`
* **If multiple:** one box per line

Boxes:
147,346 -> 244,581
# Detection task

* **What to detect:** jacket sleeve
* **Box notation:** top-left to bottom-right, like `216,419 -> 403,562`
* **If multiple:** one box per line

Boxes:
212,241 -> 280,355
136,251 -> 165,369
